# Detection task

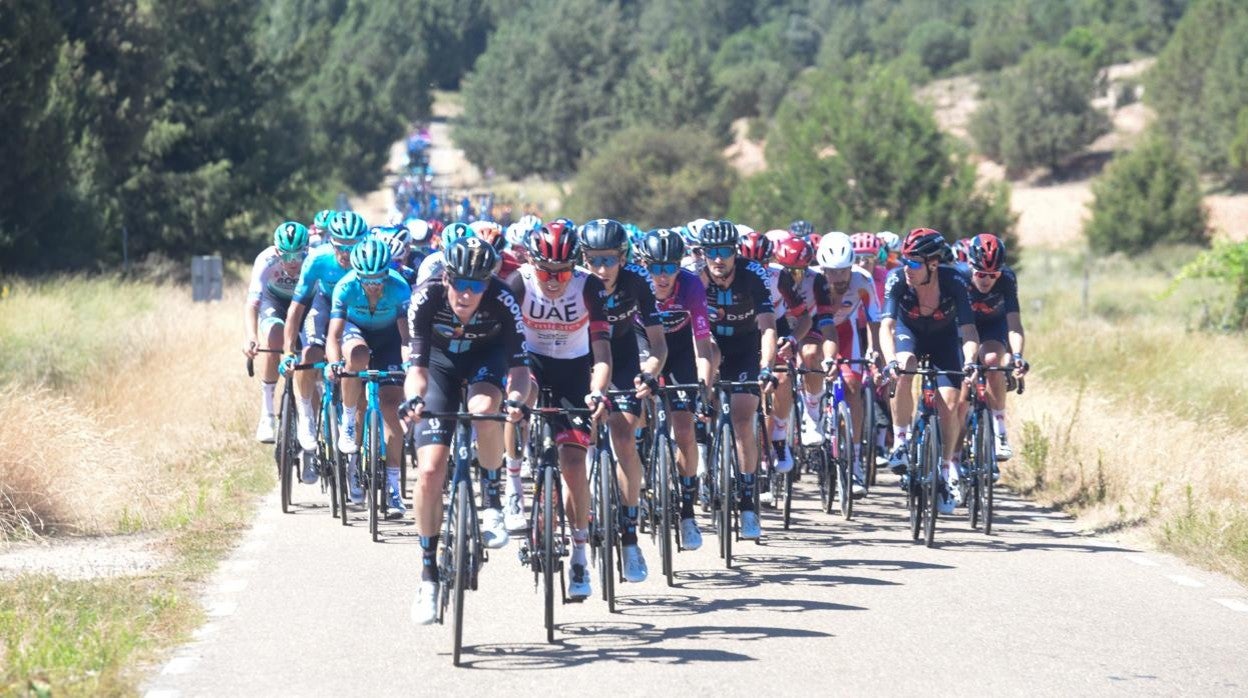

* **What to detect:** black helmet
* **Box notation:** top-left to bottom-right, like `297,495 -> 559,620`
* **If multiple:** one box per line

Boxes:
697,219 -> 738,248
443,236 -> 499,280
640,228 -> 685,263
901,227 -> 948,261
789,219 -> 815,237
578,218 -> 628,252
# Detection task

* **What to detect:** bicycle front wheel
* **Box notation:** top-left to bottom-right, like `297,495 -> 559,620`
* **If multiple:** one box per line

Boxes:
451,481 -> 470,666
278,383 -> 297,514
979,413 -> 996,535
861,377 -> 878,489
908,435 -> 922,541
718,420 -> 736,568
595,447 -> 617,612
655,433 -> 675,586
836,403 -> 854,521
923,415 -> 940,548
368,411 -> 382,543
542,465 -> 556,643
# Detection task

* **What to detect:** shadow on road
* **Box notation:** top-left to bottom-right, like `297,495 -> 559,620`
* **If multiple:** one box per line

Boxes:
461,620 -> 829,670
614,593 -> 866,617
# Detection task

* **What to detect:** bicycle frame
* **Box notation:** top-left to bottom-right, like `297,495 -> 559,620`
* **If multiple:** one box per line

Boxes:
338,368 -> 406,542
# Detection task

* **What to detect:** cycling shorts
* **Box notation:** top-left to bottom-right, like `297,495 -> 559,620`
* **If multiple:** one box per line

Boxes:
718,343 -> 761,396
607,331 -> 644,416
529,352 -> 593,449
258,290 -> 291,336
662,331 -> 699,412
893,316 -> 961,390
414,345 -> 508,448
798,323 -> 861,382
975,315 -> 1009,348
341,321 -> 404,387
302,293 -> 331,348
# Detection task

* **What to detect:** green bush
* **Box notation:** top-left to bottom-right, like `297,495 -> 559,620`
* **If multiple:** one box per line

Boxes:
970,47 -> 1110,175
562,126 -> 736,228
905,20 -> 969,75
1084,133 -> 1209,254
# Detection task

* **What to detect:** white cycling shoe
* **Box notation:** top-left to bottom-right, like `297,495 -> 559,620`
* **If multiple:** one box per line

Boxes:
337,421 -> 359,454
255,415 -> 276,444
411,580 -> 439,626
481,507 -> 510,549
680,518 -> 703,550
622,545 -> 648,583
740,510 -> 762,540
296,415 -> 318,451
504,493 -> 527,532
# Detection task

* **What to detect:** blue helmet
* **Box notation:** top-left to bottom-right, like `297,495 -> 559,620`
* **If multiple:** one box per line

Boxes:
350,237 -> 392,277
441,221 -> 474,250
328,211 -> 369,242
273,221 -> 310,253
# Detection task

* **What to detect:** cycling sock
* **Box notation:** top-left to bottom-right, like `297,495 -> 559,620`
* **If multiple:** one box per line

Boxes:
297,397 -> 314,420
505,456 -> 523,496
770,417 -> 788,442
387,466 -> 400,489
419,535 -> 439,581
893,425 -> 909,444
571,528 -> 588,566
801,391 -> 820,417
772,440 -> 787,458
679,476 -> 696,518
483,467 -> 503,509
620,506 -> 639,546
694,419 -> 709,445
261,382 -> 276,418
992,410 -> 1007,436
738,472 -> 756,511
342,406 -> 358,431
943,459 -> 956,482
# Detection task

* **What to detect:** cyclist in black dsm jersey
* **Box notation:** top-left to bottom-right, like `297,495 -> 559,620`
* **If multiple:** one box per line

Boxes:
402,238 -> 531,625
696,219 -> 778,542
879,228 -> 979,516
579,219 -> 668,583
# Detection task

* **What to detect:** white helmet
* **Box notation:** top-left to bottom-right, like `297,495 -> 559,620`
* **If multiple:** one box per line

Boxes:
817,232 -> 854,270
736,224 -> 756,236
406,218 -> 432,245
877,230 -> 900,253
686,218 -> 711,239
505,222 -> 529,248
518,214 -> 543,231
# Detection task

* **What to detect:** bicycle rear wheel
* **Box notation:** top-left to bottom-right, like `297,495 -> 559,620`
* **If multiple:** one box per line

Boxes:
923,416 -> 940,547
979,415 -> 996,535
278,383 -> 297,514
781,471 -> 793,529
451,481 -> 470,666
836,403 -> 854,521
542,465 -> 556,643
908,434 -> 922,541
860,377 -> 878,490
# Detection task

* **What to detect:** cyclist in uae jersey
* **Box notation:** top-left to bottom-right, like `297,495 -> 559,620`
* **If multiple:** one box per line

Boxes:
327,239 -> 412,514
507,222 -> 613,601
577,219 -> 668,583
696,220 -> 777,542
283,211 -> 369,451
958,233 -> 1028,461
639,229 -> 715,551
402,237 -> 530,625
243,222 -> 310,445
880,228 -> 979,516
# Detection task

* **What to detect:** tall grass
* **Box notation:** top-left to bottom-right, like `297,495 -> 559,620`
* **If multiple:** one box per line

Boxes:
1014,246 -> 1248,582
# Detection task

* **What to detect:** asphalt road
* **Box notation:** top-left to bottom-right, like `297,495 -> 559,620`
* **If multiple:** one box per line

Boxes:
143,469 -> 1248,697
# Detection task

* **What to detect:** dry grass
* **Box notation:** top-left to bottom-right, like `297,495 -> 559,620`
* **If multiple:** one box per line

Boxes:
1013,247 -> 1248,583
0,278 -> 261,538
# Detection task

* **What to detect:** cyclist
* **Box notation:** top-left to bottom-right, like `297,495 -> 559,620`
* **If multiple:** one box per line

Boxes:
639,229 -> 715,550
880,228 -> 979,515
697,219 -> 778,540
283,211 -> 369,454
962,233 -> 1028,461
407,219 -> 434,267
789,220 -> 815,239
851,232 -> 892,461
402,237 -> 530,625
508,221 -> 613,600
878,231 -> 901,270
243,222 -> 310,446
576,219 -> 668,583
308,210 -> 335,248
415,221 -> 474,286
372,225 -> 417,286
326,238 -> 411,511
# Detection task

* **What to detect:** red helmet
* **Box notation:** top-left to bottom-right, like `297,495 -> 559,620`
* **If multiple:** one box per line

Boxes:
738,230 -> 773,262
952,238 -> 973,264
773,237 -> 814,269
850,232 -> 881,256
525,220 -> 580,264
968,233 -> 1005,272
901,227 -> 946,260
807,232 -> 822,251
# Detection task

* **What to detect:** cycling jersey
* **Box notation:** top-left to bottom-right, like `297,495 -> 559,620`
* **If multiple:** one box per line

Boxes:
964,266 -> 1020,324
391,262 -> 418,287
508,266 -> 610,360
329,270 -> 411,332
881,265 -> 973,335
247,246 -> 302,304
293,245 -> 352,304
407,278 -> 528,368
414,250 -> 445,287
598,264 -> 661,339
821,267 -> 881,327
499,250 -> 524,280
701,260 -> 774,340
653,270 -> 713,341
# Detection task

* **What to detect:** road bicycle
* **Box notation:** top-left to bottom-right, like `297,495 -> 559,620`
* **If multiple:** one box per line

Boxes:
960,364 -> 1025,535
337,367 -> 408,542
890,358 -> 964,547
707,379 -> 767,569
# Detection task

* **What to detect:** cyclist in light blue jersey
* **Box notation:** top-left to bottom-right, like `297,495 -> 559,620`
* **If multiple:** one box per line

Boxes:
327,238 -> 412,513
283,211 -> 369,451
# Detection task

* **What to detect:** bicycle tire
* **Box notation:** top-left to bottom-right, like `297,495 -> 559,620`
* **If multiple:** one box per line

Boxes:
451,480 -> 470,666
836,403 -> 854,521
817,445 -> 833,514
327,401 -> 350,526
981,415 -> 996,535
596,447 -> 617,613
718,420 -> 735,569
542,465 -> 556,643
923,415 -> 940,548
368,411 -> 381,543
278,382 -> 297,514
966,416 -> 981,530
908,432 -> 922,541
781,471 -> 792,529
655,432 -> 675,587
861,376 -> 878,489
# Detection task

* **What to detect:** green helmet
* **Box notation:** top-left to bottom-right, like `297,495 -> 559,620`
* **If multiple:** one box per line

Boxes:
273,221 -> 310,253
349,237 -> 392,277
328,211 -> 369,242
312,209 -> 335,230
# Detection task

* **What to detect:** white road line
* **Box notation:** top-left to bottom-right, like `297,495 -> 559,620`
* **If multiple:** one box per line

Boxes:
161,656 -> 199,675
205,600 -> 238,617
1167,575 -> 1204,588
1125,555 -> 1160,567
1214,598 -> 1248,613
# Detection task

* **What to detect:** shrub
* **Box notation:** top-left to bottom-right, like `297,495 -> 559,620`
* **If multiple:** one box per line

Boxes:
905,20 -> 969,75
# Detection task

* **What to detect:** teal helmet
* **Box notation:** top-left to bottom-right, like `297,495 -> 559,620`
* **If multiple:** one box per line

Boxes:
312,209 -> 335,230
441,221 -> 474,249
328,211 -> 369,243
273,221 -> 310,253
350,237 -> 392,277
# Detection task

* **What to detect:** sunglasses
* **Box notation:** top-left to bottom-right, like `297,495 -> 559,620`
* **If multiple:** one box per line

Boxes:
332,241 -> 357,253
359,275 -> 387,287
972,270 -> 1001,280
586,254 -> 621,268
534,266 -> 574,283
786,267 -> 807,282
647,262 -> 679,276
448,276 -> 487,294
901,257 -> 926,270
280,251 -> 306,263
854,254 -> 875,265
702,246 -> 735,260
